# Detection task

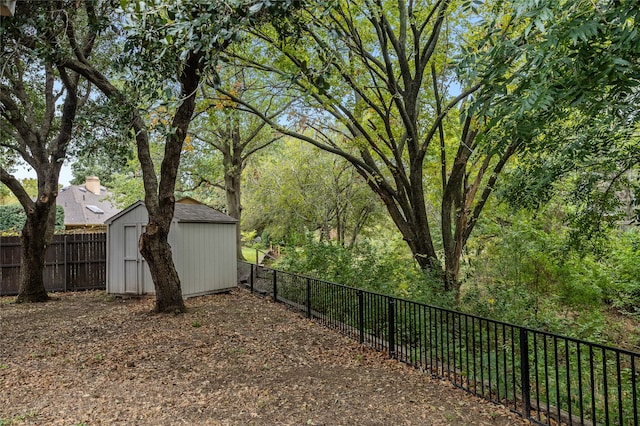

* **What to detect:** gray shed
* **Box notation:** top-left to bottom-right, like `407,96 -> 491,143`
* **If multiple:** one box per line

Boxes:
106,200 -> 238,297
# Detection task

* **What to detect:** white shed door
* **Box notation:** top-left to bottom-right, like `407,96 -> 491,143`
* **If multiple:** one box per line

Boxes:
123,225 -> 141,294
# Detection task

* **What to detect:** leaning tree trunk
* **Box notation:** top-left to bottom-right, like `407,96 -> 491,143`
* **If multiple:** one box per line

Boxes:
136,51 -> 203,313
16,201 -> 57,303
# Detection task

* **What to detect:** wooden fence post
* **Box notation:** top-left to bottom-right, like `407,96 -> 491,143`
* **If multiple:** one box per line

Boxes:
64,234 -> 68,292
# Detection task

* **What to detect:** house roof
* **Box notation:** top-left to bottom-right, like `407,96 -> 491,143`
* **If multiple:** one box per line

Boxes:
106,200 -> 238,225
57,184 -> 120,226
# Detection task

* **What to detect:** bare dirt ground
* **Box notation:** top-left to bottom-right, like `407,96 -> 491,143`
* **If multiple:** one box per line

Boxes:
0,289 -> 528,425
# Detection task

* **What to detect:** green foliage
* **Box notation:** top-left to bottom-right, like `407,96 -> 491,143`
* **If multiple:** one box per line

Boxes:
274,232 -> 456,309
462,0 -> 640,250
0,178 -> 38,205
596,231 -> 640,316
0,205 -> 25,232
117,0 -> 301,101
275,200 -> 640,348
0,205 -> 64,232
242,139 -> 382,245
56,205 -> 64,230
268,182 -> 638,343
0,184 -> 11,205
462,0 -> 640,122
465,205 -> 640,346
105,146 -> 160,208
71,94 -> 135,187
107,168 -> 145,209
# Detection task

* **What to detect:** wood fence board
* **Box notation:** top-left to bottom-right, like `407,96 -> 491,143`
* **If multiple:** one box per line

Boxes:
0,233 -> 106,296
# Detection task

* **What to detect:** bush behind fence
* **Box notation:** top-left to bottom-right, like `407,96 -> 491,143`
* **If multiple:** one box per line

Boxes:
239,261 -> 639,426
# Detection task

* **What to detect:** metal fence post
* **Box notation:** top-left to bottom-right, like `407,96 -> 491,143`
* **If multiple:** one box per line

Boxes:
306,278 -> 312,318
272,269 -> 278,302
519,328 -> 531,420
388,297 -> 396,359
249,264 -> 254,293
358,290 -> 364,344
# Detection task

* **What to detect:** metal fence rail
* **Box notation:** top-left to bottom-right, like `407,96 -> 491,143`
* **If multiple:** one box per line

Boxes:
0,233 -> 106,296
238,261 -> 639,426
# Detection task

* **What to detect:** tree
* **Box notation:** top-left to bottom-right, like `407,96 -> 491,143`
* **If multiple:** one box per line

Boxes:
185,62 -> 285,259
221,0 -> 521,297
0,1 -> 98,302
243,139 -> 381,246
463,0 -> 640,250
61,0 -> 299,312
70,94 -> 135,187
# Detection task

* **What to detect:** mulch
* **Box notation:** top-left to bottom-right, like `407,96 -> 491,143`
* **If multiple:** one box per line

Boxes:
0,289 -> 527,425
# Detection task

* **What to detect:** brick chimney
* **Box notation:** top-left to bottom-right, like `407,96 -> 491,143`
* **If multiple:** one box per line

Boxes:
85,176 -> 101,195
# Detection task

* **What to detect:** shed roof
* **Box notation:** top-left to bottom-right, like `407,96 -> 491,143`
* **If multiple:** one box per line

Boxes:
174,203 -> 238,223
106,200 -> 238,225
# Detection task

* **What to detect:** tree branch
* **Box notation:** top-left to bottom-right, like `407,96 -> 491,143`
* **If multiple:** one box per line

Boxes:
0,168 -> 35,213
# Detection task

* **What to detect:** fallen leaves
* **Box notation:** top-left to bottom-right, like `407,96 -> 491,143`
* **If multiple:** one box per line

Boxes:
0,289 -> 528,425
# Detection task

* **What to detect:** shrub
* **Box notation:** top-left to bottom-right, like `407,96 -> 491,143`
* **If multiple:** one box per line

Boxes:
273,233 -> 457,308
0,204 -> 65,232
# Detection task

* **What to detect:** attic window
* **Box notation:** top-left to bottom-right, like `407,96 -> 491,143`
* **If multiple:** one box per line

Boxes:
86,205 -> 104,214
78,187 -> 87,192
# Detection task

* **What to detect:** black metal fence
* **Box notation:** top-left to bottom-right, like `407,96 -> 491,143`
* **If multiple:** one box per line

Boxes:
0,233 -> 106,296
238,261 -> 639,426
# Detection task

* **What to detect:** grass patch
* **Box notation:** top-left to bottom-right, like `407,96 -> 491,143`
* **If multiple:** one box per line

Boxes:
241,247 -> 259,264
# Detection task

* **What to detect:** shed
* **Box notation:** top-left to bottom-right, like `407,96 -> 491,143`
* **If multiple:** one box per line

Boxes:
105,200 -> 238,297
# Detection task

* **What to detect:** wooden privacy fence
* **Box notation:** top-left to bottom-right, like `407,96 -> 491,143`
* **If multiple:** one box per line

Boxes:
0,233 -> 106,296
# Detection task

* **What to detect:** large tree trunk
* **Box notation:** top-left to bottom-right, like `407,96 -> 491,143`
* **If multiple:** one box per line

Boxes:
225,171 -> 244,260
373,181 -> 441,274
223,131 -> 245,260
0,60 -> 78,303
139,199 -> 186,314
139,214 -> 185,313
16,202 -> 56,303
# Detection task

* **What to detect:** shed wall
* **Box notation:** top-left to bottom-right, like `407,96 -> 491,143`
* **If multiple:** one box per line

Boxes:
107,203 -> 149,294
174,222 -> 237,296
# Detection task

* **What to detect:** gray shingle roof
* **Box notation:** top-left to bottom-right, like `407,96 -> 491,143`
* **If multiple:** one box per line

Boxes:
174,203 -> 238,223
57,185 -> 120,226
105,200 -> 238,225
